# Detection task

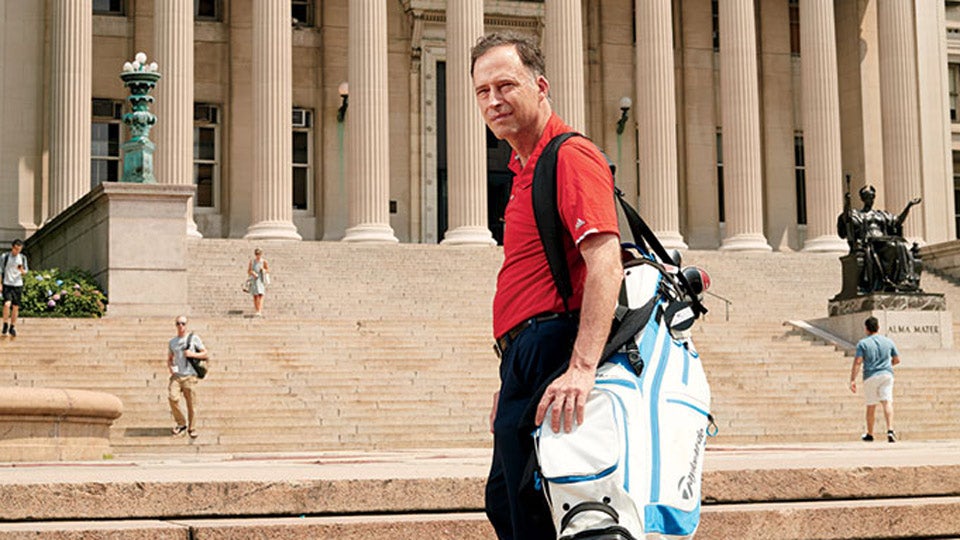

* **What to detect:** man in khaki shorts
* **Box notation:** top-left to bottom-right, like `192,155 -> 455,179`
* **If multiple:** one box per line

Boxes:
849,316 -> 900,442
167,316 -> 208,439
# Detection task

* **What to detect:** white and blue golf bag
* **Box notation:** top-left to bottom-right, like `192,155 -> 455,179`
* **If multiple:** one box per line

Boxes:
535,254 -> 715,540
530,132 -> 716,540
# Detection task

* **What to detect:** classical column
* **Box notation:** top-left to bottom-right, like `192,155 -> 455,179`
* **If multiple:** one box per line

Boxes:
155,0 -> 201,237
718,0 -> 770,251
636,0 -> 686,250
49,0 -> 92,217
441,0 -> 495,246
877,0 -> 922,240
244,0 -> 301,240
342,0 -> 398,243
800,0 -> 845,252
544,0 -> 585,132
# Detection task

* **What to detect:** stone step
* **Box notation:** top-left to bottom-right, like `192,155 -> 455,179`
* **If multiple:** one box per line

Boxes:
0,443 -> 957,539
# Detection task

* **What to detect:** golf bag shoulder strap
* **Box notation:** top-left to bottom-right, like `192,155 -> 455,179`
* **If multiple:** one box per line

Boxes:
613,188 -> 707,318
532,131 -> 583,313
532,133 -> 707,319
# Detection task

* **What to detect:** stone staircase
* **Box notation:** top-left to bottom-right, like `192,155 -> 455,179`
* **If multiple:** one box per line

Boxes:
1,241 -> 959,455
5,240 -> 960,538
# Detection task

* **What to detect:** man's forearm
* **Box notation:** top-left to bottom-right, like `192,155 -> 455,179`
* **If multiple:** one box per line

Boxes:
569,239 -> 621,371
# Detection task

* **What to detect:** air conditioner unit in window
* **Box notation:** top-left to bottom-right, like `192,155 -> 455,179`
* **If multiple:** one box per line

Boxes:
194,104 -> 219,123
92,99 -> 123,120
292,108 -> 312,128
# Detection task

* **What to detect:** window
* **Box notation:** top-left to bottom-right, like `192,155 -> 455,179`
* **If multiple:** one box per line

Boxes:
794,133 -> 807,225
91,99 -> 123,189
716,131 -> 724,223
789,0 -> 801,56
195,0 -> 222,21
291,0 -> 314,27
292,108 -> 313,211
93,0 -> 124,15
193,104 -> 220,209
711,0 -> 720,51
950,64 -> 960,123
955,174 -> 960,238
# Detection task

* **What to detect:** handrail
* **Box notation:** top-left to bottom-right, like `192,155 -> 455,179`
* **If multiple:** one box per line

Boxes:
704,290 -> 732,322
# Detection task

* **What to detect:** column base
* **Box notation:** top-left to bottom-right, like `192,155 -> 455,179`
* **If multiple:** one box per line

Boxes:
244,221 -> 302,241
187,220 -> 203,238
720,233 -> 772,252
802,234 -> 847,253
441,226 -> 497,246
342,223 -> 399,244
652,230 -> 688,251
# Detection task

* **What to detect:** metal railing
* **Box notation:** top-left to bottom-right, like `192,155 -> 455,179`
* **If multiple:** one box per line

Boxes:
704,290 -> 732,322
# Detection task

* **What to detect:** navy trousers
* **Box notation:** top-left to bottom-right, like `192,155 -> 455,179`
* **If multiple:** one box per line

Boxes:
485,316 -> 577,540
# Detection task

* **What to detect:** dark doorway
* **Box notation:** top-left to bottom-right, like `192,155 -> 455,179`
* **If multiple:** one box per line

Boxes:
436,62 -> 513,245
437,62 -> 449,241
487,129 -> 513,245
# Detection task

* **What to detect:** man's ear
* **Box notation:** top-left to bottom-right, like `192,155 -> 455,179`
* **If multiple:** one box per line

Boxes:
536,75 -> 550,100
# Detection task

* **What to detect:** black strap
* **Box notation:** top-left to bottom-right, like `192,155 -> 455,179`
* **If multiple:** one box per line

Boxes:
532,132 -> 582,313
532,133 -> 706,322
599,295 -> 657,364
613,188 -> 707,318
560,501 -> 620,533
185,332 -> 194,352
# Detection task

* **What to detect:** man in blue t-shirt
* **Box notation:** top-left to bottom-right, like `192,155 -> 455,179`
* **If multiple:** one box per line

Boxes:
850,316 -> 901,442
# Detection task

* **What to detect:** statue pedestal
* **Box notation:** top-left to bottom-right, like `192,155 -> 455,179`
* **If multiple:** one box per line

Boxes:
810,293 -> 952,350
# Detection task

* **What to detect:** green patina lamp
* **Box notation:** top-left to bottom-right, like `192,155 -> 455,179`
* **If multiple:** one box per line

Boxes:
119,52 -> 161,184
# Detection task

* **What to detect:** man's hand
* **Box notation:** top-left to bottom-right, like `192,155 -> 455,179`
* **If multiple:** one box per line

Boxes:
849,380 -> 857,393
489,390 -> 499,434
535,363 -> 595,433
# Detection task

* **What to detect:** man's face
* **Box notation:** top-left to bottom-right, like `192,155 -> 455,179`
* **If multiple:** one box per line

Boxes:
472,45 -> 547,144
175,318 -> 187,334
10,245 -> 21,255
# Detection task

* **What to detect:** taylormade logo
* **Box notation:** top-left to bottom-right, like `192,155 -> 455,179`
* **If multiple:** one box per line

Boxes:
677,427 -> 705,500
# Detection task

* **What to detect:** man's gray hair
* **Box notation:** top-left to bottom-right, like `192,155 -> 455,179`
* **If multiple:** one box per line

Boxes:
470,31 -> 545,79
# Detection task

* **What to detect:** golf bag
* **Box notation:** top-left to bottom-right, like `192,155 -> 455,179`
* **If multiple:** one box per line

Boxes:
530,133 -> 716,540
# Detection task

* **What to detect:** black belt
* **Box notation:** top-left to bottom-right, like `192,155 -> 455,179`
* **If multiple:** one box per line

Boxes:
494,311 -> 579,358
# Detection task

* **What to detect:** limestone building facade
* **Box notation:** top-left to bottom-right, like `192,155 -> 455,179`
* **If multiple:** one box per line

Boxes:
2,0 -> 959,250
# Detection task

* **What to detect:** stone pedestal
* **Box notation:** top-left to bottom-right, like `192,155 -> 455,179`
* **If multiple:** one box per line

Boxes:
23,182 -> 195,317
811,292 -> 952,350
0,387 -> 122,461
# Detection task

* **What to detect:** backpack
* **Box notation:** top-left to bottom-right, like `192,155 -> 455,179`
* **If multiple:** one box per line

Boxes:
1,252 -> 27,280
184,332 -> 208,379
528,132 -> 715,540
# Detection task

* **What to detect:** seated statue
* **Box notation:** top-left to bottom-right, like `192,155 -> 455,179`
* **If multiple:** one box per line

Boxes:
836,185 -> 922,295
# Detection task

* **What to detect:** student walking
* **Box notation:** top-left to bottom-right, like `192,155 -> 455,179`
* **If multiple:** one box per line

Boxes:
850,316 -> 901,443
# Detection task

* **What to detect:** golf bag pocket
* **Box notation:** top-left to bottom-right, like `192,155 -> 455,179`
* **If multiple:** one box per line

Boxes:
536,359 -> 643,540
638,329 -> 711,540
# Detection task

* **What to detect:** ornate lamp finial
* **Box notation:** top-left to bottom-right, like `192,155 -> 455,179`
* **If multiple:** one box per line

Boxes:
119,52 -> 161,183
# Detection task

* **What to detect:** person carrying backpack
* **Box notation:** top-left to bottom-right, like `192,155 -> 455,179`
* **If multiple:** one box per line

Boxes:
471,32 -> 622,540
2,239 -> 28,337
167,316 -> 209,439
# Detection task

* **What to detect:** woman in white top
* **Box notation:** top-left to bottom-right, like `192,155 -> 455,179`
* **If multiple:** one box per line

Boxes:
247,248 -> 270,317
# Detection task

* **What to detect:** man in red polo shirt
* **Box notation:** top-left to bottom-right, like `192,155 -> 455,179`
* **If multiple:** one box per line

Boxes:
471,32 -> 622,540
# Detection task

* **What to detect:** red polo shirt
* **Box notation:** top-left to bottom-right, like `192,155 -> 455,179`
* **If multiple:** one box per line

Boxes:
493,114 -> 620,338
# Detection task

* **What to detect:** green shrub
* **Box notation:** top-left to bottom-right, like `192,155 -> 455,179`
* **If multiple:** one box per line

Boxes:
19,268 -> 108,318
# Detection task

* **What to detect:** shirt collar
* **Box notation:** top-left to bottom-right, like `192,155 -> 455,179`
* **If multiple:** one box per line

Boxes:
507,113 -> 571,176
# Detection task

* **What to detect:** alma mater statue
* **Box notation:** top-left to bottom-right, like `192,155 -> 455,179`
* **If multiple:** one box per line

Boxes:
836,183 -> 923,297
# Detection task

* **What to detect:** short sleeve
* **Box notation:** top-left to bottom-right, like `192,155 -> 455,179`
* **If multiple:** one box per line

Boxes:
554,140 -> 619,245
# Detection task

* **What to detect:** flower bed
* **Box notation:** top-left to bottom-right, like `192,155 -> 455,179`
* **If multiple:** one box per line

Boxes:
19,268 -> 108,318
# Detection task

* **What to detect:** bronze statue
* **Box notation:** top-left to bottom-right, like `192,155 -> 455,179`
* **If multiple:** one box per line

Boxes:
836,180 -> 922,297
